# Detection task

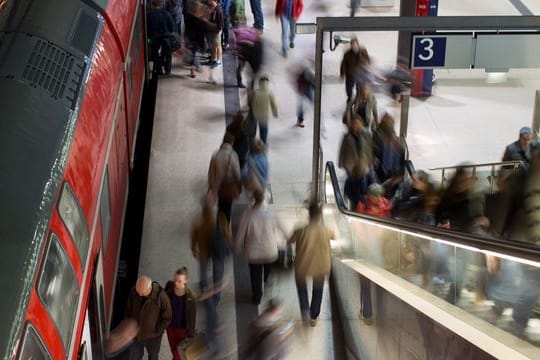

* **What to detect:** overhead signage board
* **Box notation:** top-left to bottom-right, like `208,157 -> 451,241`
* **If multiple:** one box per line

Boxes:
411,34 -> 474,69
475,34 -> 540,70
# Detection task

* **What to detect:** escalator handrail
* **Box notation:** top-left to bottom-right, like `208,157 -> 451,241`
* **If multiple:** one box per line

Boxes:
324,161 -> 540,264
429,160 -> 525,171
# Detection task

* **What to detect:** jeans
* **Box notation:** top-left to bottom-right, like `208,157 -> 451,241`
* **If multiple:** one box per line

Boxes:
199,257 -> 225,305
250,0 -> 264,29
259,124 -> 268,144
295,275 -> 325,320
360,275 -> 372,319
237,58 -> 245,86
297,86 -> 314,123
249,263 -> 272,302
222,15 -> 230,45
166,327 -> 187,360
128,335 -> 162,360
280,15 -> 296,52
345,76 -> 356,103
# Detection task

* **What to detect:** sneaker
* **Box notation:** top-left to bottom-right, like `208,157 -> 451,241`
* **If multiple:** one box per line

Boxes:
281,49 -> 287,58
310,318 -> 317,327
290,42 -> 295,48
296,122 -> 305,128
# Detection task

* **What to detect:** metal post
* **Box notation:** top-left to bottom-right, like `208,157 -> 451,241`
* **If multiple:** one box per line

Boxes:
311,25 -> 324,203
533,90 -> 540,141
399,92 -> 410,140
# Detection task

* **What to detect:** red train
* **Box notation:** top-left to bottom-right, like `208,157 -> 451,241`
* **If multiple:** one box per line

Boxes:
0,0 -> 147,358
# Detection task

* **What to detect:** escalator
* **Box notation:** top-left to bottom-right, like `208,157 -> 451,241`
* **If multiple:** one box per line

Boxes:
323,161 -> 540,359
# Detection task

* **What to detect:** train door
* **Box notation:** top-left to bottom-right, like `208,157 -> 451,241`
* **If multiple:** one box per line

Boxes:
78,254 -> 106,359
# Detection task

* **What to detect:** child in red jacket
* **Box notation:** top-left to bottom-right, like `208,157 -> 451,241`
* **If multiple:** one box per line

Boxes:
356,183 -> 392,217
275,0 -> 303,57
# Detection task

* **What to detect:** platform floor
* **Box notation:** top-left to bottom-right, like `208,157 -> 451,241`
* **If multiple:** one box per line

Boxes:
136,0 -> 540,358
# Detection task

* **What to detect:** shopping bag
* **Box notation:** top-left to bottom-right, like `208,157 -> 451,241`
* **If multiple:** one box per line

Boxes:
179,333 -> 209,360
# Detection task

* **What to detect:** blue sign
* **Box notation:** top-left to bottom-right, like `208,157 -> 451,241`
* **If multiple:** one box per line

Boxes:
413,36 -> 447,68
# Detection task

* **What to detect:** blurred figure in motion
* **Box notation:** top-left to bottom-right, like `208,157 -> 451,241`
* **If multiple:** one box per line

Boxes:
207,0 -> 224,69
249,0 -> 264,31
392,170 -> 439,226
147,0 -> 175,75
340,36 -> 361,103
502,126 -> 536,170
191,199 -> 231,357
289,203 -> 335,326
184,0 -> 211,78
294,60 -> 315,128
227,111 -> 252,171
249,76 -> 278,144
165,0 -> 183,37
164,267 -> 197,360
236,189 -> 279,305
232,25 -> 264,88
275,0 -> 303,58
352,83 -> 378,132
350,0 -> 359,17
384,60 -> 411,102
230,0 -> 247,29
339,115 -> 375,209
124,276 -> 172,360
208,133 -> 242,222
105,319 -> 139,358
243,139 -> 269,198
372,113 -> 404,197
340,37 -> 370,103
242,298 -> 293,359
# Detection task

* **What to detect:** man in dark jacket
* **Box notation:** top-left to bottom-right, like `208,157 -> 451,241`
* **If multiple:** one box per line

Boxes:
502,126 -> 537,170
165,267 -> 197,360
125,275 -> 172,360
340,36 -> 367,103
147,0 -> 175,75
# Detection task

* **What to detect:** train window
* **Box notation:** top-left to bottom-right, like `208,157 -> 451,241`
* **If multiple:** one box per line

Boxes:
58,182 -> 90,268
37,233 -> 80,352
18,324 -> 51,360
99,169 -> 111,252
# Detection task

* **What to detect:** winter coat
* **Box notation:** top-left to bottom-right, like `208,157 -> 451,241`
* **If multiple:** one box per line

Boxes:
275,0 -> 304,20
289,220 -> 334,279
236,205 -> 279,264
356,196 -> 392,217
147,8 -> 175,40
340,49 -> 363,79
338,129 -> 373,180
208,143 -> 242,195
250,80 -> 278,126
125,283 -> 172,341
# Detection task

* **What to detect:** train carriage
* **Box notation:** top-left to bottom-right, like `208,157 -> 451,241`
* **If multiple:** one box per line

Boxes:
0,0 -> 147,358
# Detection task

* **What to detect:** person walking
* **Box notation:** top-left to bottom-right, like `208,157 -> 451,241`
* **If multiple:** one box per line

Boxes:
249,76 -> 278,144
340,36 -> 364,103
295,61 -> 315,127
164,267 -> 197,360
242,139 -> 268,197
275,0 -> 303,57
236,189 -> 279,305
147,0 -> 175,75
165,0 -> 183,37
124,276 -> 172,360
208,133 -> 242,222
288,203 -> 335,326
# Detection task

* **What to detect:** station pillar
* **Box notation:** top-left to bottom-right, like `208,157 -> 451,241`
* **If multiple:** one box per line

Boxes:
397,0 -> 438,98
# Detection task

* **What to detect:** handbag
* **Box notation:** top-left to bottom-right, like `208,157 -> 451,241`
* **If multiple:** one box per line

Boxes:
163,32 -> 182,52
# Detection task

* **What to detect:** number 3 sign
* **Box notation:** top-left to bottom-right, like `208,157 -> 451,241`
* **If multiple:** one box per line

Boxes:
412,36 -> 447,68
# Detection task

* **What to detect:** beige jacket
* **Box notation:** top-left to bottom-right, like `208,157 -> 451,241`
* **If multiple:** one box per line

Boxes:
289,220 -> 335,279
250,80 -> 278,126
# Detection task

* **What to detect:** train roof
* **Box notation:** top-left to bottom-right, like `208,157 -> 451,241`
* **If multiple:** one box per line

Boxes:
0,0 -> 103,356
